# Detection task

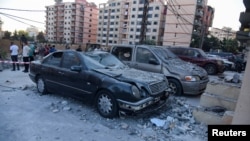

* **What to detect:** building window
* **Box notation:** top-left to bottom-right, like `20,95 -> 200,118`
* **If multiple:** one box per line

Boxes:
154,14 -> 158,17
130,35 -> 133,38
155,6 -> 159,10
153,29 -> 157,32
153,21 -> 158,25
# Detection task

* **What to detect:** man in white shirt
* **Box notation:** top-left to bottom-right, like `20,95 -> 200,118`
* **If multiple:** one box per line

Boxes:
10,42 -> 20,71
22,41 -> 30,73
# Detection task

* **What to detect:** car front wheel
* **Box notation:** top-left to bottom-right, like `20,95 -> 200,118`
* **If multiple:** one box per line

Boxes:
204,64 -> 217,75
37,76 -> 48,95
95,90 -> 118,118
168,79 -> 182,96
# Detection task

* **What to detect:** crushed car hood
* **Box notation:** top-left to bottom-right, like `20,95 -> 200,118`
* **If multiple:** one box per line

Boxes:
164,58 -> 208,76
94,68 -> 165,84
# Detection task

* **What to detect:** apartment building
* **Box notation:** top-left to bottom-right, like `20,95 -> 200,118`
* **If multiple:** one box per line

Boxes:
210,27 -> 236,41
163,0 -> 208,47
97,0 -> 167,47
45,0 -> 98,44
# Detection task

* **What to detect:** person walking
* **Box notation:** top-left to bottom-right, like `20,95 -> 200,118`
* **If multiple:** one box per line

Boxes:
22,41 -> 30,73
29,43 -> 35,62
10,42 -> 20,71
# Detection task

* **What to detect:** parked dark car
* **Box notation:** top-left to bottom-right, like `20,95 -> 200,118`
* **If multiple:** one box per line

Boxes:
29,50 -> 170,118
168,47 -> 225,75
110,45 -> 209,96
208,52 -> 246,73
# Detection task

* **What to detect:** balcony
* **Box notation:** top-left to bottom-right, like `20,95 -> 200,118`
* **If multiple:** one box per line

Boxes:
236,30 -> 250,41
194,20 -> 202,27
239,12 -> 250,25
197,0 -> 204,8
195,10 -> 203,17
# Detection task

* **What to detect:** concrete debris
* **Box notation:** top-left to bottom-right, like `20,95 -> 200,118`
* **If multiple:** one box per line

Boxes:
232,73 -> 240,83
150,118 -> 166,127
63,106 -> 71,111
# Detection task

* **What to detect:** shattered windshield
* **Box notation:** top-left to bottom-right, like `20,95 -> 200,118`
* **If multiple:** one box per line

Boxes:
152,47 -> 179,61
85,52 -> 126,69
81,54 -> 106,70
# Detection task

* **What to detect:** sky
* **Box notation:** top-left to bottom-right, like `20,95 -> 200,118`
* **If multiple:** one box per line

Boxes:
0,0 -> 246,33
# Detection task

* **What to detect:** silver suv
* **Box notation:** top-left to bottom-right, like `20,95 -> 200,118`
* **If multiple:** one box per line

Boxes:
110,45 -> 209,95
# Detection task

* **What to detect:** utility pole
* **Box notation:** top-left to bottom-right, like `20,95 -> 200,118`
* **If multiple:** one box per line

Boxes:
199,24 -> 206,48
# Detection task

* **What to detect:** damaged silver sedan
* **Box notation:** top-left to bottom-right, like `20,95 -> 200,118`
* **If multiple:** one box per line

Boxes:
29,50 -> 170,118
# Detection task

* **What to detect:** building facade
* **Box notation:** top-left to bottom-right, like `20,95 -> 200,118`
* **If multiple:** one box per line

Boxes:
210,27 -> 236,41
97,0 -> 167,47
45,0 -> 98,44
163,0 -> 208,47
26,26 -> 39,40
237,0 -> 250,47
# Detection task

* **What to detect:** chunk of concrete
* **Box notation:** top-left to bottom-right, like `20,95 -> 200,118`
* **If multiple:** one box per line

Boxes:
193,108 -> 234,125
200,93 -> 237,111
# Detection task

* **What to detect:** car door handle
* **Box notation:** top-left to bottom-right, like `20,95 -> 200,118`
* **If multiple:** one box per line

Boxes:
58,71 -> 64,75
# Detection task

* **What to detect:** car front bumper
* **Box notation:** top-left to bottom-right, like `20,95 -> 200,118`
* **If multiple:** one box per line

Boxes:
117,91 -> 169,113
181,79 -> 209,95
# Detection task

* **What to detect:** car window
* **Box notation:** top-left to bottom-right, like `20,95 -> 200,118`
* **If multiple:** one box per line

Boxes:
111,46 -> 132,61
61,52 -> 81,69
136,47 -> 156,63
43,52 -> 63,66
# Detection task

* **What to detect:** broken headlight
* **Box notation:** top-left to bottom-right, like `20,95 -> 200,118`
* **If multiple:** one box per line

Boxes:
131,85 -> 140,99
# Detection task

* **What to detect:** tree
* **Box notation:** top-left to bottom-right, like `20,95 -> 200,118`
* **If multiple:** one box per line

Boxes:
18,30 -> 28,37
36,32 -> 46,42
3,31 -> 11,39
143,39 -> 156,45
202,35 -> 220,52
12,30 -> 19,40
222,38 -> 239,53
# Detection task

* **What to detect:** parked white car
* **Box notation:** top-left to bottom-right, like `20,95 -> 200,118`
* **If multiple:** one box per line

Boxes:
207,54 -> 235,71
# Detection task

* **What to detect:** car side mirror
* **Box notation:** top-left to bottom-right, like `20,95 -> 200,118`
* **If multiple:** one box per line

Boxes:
70,66 -> 81,72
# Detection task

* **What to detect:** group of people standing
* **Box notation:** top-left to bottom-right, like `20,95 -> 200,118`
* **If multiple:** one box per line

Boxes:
9,40 -> 36,73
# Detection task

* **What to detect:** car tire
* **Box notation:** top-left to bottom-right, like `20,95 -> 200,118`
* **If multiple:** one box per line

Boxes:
204,64 -> 217,75
168,78 -> 182,96
37,76 -> 48,95
95,90 -> 118,118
